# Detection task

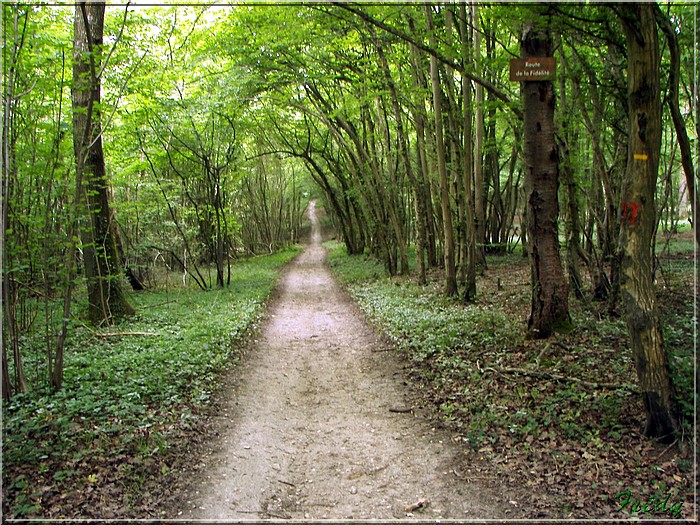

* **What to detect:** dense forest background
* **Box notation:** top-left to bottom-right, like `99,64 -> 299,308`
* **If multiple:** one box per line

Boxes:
1,2 -> 697,519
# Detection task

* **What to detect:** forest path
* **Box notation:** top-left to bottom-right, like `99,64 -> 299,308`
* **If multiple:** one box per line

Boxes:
176,201 -> 504,520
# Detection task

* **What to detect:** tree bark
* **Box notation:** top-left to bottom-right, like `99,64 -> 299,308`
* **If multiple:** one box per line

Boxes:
617,4 -> 677,442
568,59 -> 614,301
521,19 -> 571,338
472,3 -> 486,263
371,26 -> 425,281
335,3 -> 522,119
406,27 -> 437,270
556,44 -> 584,300
459,3 -> 477,301
304,81 -> 404,274
2,6 -> 28,397
425,5 -> 457,296
653,5 -> 698,247
73,1 -> 134,324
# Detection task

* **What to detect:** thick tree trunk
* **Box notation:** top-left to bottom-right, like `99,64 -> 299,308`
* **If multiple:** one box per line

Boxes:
618,4 -> 677,442
521,20 -> 571,338
73,1 -> 134,324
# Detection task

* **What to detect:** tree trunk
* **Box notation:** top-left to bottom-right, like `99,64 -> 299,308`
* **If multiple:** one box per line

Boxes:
484,24 -> 503,252
521,19 -> 571,338
653,6 -> 698,247
472,4 -> 486,264
556,45 -> 584,300
304,156 -> 358,253
371,26 -> 425,282
213,169 -> 225,287
425,5 -> 457,296
617,4 -> 677,442
407,28 -> 438,270
459,3 -> 477,300
73,1 -> 134,324
568,58 -> 613,301
3,7 -> 27,397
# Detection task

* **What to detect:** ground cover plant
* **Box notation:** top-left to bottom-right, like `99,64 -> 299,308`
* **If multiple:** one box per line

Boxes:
3,2 -> 696,520
2,247 -> 301,518
326,236 -> 695,520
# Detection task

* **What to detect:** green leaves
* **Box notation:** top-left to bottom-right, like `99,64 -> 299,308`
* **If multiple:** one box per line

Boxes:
352,279 -> 517,363
2,247 -> 300,518
326,242 -> 694,518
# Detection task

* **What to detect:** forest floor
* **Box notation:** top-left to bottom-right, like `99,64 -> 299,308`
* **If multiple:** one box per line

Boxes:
160,201 -> 522,520
323,228 -> 696,521
5,204 -> 693,521
151,208 -> 696,522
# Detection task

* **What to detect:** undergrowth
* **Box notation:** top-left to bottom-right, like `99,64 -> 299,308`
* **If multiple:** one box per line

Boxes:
326,240 -> 695,520
2,246 -> 301,518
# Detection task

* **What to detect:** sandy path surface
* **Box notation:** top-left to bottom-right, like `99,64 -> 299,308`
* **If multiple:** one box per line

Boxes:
178,201 -> 504,520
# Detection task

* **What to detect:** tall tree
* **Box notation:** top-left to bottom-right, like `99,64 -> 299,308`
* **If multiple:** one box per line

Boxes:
1,4 -> 29,398
472,3 -> 486,263
368,23 -> 428,281
616,3 -> 677,442
72,1 -> 134,324
425,5 -> 457,296
653,5 -> 698,247
459,3 -> 477,300
520,14 -> 571,338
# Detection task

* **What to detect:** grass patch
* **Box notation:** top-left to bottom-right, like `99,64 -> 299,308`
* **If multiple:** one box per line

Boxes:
2,246 -> 301,519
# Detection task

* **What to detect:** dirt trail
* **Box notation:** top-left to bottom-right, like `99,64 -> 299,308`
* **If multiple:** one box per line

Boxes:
177,201 -> 506,520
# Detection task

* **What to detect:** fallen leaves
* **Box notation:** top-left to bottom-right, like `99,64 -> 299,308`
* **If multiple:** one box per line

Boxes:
333,250 -> 696,519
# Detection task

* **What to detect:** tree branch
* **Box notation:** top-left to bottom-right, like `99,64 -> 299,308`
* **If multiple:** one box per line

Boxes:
330,2 -> 522,120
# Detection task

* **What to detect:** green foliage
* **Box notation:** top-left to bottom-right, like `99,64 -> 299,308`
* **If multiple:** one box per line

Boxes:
2,3 -> 697,517
659,294 -> 696,431
324,241 -> 387,283
326,240 -> 521,379
326,242 -> 695,516
2,248 -> 299,518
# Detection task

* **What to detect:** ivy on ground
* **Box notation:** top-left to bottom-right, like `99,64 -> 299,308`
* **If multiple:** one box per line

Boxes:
326,241 -> 695,520
2,247 -> 301,519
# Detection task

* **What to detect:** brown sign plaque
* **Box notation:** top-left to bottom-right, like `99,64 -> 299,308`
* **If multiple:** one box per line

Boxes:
509,57 -> 556,82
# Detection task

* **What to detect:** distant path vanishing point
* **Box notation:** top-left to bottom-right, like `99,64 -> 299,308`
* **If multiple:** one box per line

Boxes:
178,199 -> 506,520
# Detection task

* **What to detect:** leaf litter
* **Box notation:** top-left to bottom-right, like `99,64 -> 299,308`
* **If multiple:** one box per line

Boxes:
330,240 -> 696,520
